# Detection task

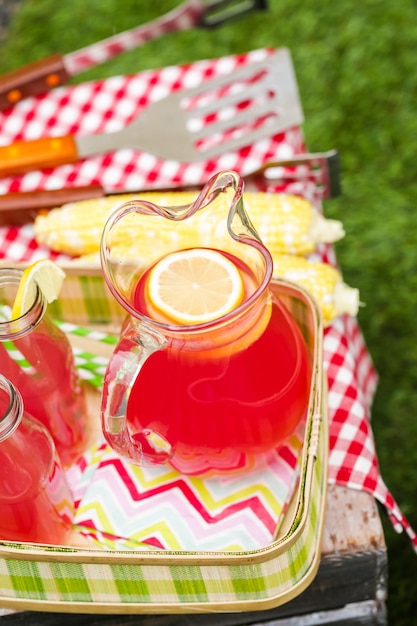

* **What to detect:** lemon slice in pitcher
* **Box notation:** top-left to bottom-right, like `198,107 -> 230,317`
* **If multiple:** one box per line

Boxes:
146,248 -> 244,325
11,259 -> 66,319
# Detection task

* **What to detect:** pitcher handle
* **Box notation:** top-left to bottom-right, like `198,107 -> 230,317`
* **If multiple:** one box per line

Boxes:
100,322 -> 171,466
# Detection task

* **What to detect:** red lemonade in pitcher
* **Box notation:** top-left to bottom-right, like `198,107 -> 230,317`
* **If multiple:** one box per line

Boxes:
124,247 -> 312,471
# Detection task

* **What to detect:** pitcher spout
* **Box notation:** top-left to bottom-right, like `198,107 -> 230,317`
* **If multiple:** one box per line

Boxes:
100,170 -> 273,328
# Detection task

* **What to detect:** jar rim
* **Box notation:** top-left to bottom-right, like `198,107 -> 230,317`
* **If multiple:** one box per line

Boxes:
0,267 -> 46,339
0,374 -> 23,442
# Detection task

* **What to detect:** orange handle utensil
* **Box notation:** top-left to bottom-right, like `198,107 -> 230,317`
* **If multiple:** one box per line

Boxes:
0,134 -> 79,177
0,54 -> 70,110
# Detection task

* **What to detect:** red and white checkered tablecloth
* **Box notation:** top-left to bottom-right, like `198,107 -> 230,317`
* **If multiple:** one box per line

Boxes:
0,48 -> 415,551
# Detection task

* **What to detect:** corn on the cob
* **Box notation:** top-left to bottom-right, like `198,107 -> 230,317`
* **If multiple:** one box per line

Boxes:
272,254 -> 360,324
34,191 -> 344,258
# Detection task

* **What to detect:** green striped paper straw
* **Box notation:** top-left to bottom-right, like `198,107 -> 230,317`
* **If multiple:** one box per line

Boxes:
55,320 -> 118,390
1,339 -> 34,373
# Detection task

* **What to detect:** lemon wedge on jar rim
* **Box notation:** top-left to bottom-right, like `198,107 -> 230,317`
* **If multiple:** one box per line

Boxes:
11,259 -> 66,320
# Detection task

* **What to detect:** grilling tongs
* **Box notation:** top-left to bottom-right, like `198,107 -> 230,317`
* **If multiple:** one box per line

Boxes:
0,151 -> 341,226
0,0 -> 267,111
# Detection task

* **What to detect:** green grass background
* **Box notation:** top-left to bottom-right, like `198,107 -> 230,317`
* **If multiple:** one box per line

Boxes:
1,0 -> 416,622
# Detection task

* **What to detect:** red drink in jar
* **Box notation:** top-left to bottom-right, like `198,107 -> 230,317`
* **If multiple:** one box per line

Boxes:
0,375 -> 73,544
0,268 -> 88,468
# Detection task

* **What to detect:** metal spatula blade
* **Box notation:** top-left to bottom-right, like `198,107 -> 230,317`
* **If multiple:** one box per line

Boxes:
0,49 -> 303,177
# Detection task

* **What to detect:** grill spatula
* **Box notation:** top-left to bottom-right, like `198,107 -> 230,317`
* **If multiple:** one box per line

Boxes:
0,49 -> 303,176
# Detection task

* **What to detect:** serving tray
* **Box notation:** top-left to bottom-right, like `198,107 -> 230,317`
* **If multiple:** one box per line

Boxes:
0,278 -> 327,614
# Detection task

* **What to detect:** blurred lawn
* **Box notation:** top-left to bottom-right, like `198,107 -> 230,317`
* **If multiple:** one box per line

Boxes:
1,0 -> 417,622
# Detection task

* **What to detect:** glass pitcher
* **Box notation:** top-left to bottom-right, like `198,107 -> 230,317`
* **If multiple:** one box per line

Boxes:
0,374 -> 73,544
100,171 -> 312,475
0,268 -> 88,468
